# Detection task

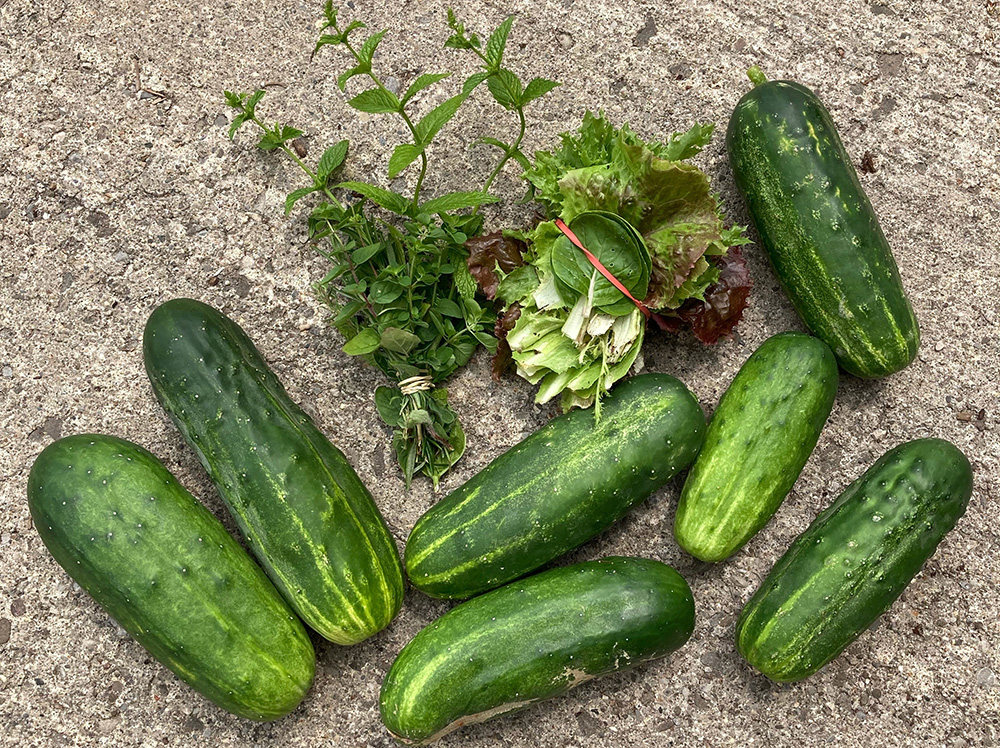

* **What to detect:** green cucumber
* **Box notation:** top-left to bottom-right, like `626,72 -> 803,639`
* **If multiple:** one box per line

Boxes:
143,298 -> 403,644
674,332 -> 838,562
381,556 -> 694,745
28,434 -> 315,720
726,67 -> 919,378
404,373 -> 706,599
736,438 -> 972,682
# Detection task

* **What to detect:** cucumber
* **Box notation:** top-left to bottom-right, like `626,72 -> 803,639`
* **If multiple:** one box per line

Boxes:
28,434 -> 315,720
726,67 -> 919,378
404,373 -> 706,599
674,332 -> 837,562
143,298 -> 403,645
381,556 -> 695,745
736,438 -> 972,682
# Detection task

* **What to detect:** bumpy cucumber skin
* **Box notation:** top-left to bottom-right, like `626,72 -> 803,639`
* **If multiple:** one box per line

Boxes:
381,556 -> 695,745
28,434 -> 315,720
404,374 -> 706,599
674,332 -> 838,562
726,77 -> 919,378
736,438 -> 972,682
143,298 -> 403,645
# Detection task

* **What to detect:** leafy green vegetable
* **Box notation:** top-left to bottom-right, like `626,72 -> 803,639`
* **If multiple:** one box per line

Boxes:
225,5 -> 557,488
487,113 -> 751,411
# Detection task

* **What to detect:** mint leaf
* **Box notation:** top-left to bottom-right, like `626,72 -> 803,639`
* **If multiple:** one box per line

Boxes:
321,0 -> 337,28
462,71 -> 490,94
420,191 -> 498,214
285,187 -> 316,215
227,112 -> 248,139
337,63 -> 371,92
414,93 -> 466,145
336,181 -> 411,214
380,326 -> 421,354
343,328 -> 380,355
257,124 -> 302,152
313,33 -> 343,56
357,29 -> 387,64
388,143 -> 423,178
473,136 -> 508,152
521,77 -> 559,106
317,140 -> 350,182
402,72 -> 451,103
348,88 -> 400,113
486,69 -> 522,110
485,16 -> 514,69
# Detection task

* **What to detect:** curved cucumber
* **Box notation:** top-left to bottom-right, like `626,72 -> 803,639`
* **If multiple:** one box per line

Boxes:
726,68 -> 919,378
404,373 -> 706,599
381,556 -> 694,745
736,438 -> 972,682
28,434 -> 315,720
674,332 -> 837,562
143,298 -> 403,644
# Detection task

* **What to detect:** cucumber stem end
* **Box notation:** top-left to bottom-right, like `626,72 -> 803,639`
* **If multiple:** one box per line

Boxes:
746,67 -> 768,87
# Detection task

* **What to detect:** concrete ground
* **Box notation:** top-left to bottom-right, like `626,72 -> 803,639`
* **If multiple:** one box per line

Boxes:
2,0 -> 998,745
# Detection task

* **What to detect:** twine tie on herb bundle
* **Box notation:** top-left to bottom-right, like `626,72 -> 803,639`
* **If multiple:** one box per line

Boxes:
399,375 -> 433,396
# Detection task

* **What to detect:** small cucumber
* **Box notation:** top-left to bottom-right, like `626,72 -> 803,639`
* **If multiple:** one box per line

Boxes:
404,373 -> 706,599
143,298 -> 403,644
736,438 -> 973,682
726,68 -> 919,378
674,332 -> 838,562
28,434 -> 315,720
380,556 -> 695,745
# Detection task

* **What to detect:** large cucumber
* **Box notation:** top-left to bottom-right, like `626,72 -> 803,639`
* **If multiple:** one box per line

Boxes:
381,556 -> 695,745
674,332 -> 837,562
726,68 -> 919,378
143,298 -> 403,644
404,373 -> 706,599
736,438 -> 972,682
28,434 -> 315,720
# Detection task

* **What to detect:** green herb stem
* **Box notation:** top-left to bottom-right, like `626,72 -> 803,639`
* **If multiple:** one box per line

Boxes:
481,106 -> 526,196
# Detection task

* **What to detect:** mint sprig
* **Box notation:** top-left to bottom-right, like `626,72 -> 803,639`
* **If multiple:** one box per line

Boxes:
225,5 -> 557,489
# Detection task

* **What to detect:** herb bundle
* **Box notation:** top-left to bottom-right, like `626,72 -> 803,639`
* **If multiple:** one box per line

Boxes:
226,4 -> 557,487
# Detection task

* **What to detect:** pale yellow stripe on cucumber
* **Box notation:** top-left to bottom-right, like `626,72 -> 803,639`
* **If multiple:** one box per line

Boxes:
413,409 -> 655,582
207,430 -> 373,639
744,500 -> 860,657
155,343 -> 377,636
255,385 -> 387,632
407,397 -> 655,570
749,145 -> 892,371
136,526 -> 309,698
782,242 -> 891,371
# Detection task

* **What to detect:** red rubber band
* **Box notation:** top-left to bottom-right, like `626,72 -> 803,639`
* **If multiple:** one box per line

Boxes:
554,218 -> 652,318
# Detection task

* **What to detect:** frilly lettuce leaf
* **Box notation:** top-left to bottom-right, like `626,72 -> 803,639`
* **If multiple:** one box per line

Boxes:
489,112 -> 750,413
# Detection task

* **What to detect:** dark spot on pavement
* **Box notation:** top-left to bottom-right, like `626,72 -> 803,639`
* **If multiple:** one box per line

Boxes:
576,710 -> 605,737
669,62 -> 692,80
11,599 -> 26,616
860,152 -> 877,173
873,95 -> 897,118
877,52 -> 904,77
633,15 -> 657,47
0,618 -> 11,645
229,273 -> 251,298
86,210 -> 116,237
182,714 -> 204,732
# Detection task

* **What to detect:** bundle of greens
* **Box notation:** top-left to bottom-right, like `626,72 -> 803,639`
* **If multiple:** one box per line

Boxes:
469,113 -> 752,414
225,5 -> 557,487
